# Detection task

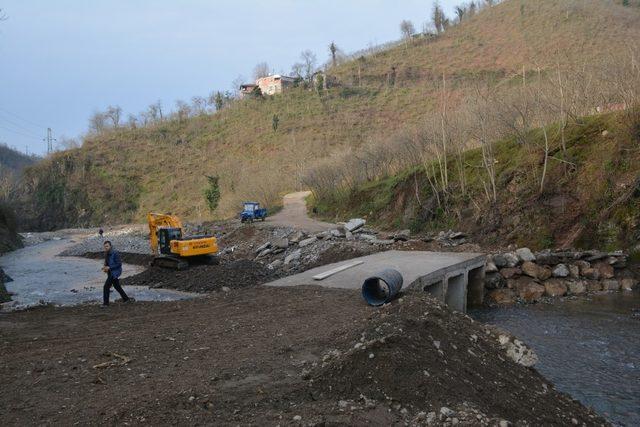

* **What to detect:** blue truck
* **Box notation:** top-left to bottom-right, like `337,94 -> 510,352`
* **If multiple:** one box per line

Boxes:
240,201 -> 267,223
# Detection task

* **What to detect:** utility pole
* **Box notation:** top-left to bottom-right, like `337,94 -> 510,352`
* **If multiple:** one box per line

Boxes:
43,127 -> 56,154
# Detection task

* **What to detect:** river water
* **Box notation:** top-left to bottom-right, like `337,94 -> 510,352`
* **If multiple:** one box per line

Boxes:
1,237 -> 196,310
471,291 -> 640,426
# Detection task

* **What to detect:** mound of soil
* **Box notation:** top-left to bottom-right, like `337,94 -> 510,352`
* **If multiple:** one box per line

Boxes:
121,259 -> 275,293
80,251 -> 154,266
305,293 -> 605,425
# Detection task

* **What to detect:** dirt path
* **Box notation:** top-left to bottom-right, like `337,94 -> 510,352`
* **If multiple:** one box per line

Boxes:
265,191 -> 334,233
0,287 -> 605,426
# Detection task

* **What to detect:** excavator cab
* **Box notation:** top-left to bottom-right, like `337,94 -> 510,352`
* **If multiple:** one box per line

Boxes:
157,227 -> 183,255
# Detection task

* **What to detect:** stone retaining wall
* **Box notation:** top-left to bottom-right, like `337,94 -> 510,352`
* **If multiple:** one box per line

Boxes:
484,248 -> 638,304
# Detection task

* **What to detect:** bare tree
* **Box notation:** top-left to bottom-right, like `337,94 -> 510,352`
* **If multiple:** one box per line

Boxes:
400,20 -> 416,40
57,136 -> 80,150
300,50 -> 317,83
88,111 -> 108,134
127,113 -> 138,129
432,2 -> 450,34
147,101 -> 163,123
104,105 -> 122,128
0,9 -> 7,22
231,75 -> 246,98
191,96 -> 207,115
253,62 -> 270,81
175,100 -> 191,122
455,5 -> 467,23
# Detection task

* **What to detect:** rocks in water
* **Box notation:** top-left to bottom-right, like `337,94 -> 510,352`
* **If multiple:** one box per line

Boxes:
516,247 -> 536,262
488,288 -> 515,304
543,279 -> 567,297
601,279 -> 620,291
552,264 -> 569,278
568,280 -> 587,295
620,278 -> 637,291
516,280 -> 545,303
497,334 -> 538,367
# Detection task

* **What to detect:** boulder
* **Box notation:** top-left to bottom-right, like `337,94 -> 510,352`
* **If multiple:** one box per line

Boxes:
537,266 -> 552,281
568,280 -> 587,295
370,239 -> 394,245
581,267 -> 601,281
255,242 -> 271,254
543,279 -> 567,297
500,267 -> 521,280
574,260 -> 591,274
256,248 -> 272,258
586,280 -> 603,292
273,238 -> 289,249
552,264 -> 570,278
392,229 -> 411,241
357,233 -> 376,241
568,264 -> 580,279
521,261 -> 541,279
344,218 -> 366,232
284,249 -> 302,265
488,289 -> 516,304
620,278 -> 637,291
516,280 -> 546,303
298,236 -> 318,248
601,279 -> 620,291
492,254 -> 508,268
330,228 -> 344,238
593,262 -> 614,280
516,247 -> 536,262
289,231 -> 307,243
535,252 -> 561,265
503,252 -> 520,268
485,261 -> 498,273
268,259 -> 283,270
484,272 -> 506,289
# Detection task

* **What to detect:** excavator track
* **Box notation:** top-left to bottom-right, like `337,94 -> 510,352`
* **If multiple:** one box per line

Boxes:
152,256 -> 189,271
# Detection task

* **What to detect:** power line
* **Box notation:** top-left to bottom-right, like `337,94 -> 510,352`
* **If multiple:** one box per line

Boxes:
0,107 -> 48,129
0,114 -> 45,137
0,124 -> 43,141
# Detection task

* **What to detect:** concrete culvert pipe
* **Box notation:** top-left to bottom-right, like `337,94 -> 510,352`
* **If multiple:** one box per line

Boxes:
361,269 -> 404,306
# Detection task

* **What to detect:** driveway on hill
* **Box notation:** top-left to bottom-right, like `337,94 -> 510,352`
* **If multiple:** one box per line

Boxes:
265,191 -> 334,233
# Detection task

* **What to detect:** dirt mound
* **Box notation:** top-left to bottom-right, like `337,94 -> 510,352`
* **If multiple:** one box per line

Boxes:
306,293 -> 605,425
121,259 -> 275,293
80,251 -> 154,266
302,244 -> 377,270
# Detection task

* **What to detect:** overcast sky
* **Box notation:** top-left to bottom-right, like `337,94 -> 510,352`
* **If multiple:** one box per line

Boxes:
0,0 -> 457,155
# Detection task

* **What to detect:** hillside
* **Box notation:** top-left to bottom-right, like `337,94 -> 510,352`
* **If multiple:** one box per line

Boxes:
14,0 -> 640,231
0,145 -> 37,252
312,109 -> 640,252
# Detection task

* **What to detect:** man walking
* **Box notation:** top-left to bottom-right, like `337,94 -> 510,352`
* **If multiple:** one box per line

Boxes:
101,241 -> 131,307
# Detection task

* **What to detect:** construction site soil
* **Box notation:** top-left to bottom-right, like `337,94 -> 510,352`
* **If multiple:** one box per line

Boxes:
0,287 -> 605,426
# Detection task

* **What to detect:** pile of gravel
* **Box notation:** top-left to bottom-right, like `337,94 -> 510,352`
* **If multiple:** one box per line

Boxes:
60,233 -> 151,257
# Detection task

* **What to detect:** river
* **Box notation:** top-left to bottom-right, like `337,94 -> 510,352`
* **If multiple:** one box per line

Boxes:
471,291 -> 640,426
0,237 -> 196,310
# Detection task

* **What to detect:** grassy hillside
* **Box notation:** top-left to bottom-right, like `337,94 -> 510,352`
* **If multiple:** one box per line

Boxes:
15,0 -> 640,230
312,109 -> 640,251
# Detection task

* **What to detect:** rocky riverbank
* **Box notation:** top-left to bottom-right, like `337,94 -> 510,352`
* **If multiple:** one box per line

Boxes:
485,248 -> 637,305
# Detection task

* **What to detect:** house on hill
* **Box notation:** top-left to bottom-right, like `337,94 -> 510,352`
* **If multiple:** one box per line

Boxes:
239,83 -> 260,99
256,74 -> 296,96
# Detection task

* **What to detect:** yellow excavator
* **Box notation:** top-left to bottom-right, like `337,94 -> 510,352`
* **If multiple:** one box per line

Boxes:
147,212 -> 219,270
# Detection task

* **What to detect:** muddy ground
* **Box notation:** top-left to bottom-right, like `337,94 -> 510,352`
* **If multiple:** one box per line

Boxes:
0,287 -> 606,426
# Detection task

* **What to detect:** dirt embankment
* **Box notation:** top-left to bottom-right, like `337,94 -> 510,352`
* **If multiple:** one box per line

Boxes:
0,287 -> 606,426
